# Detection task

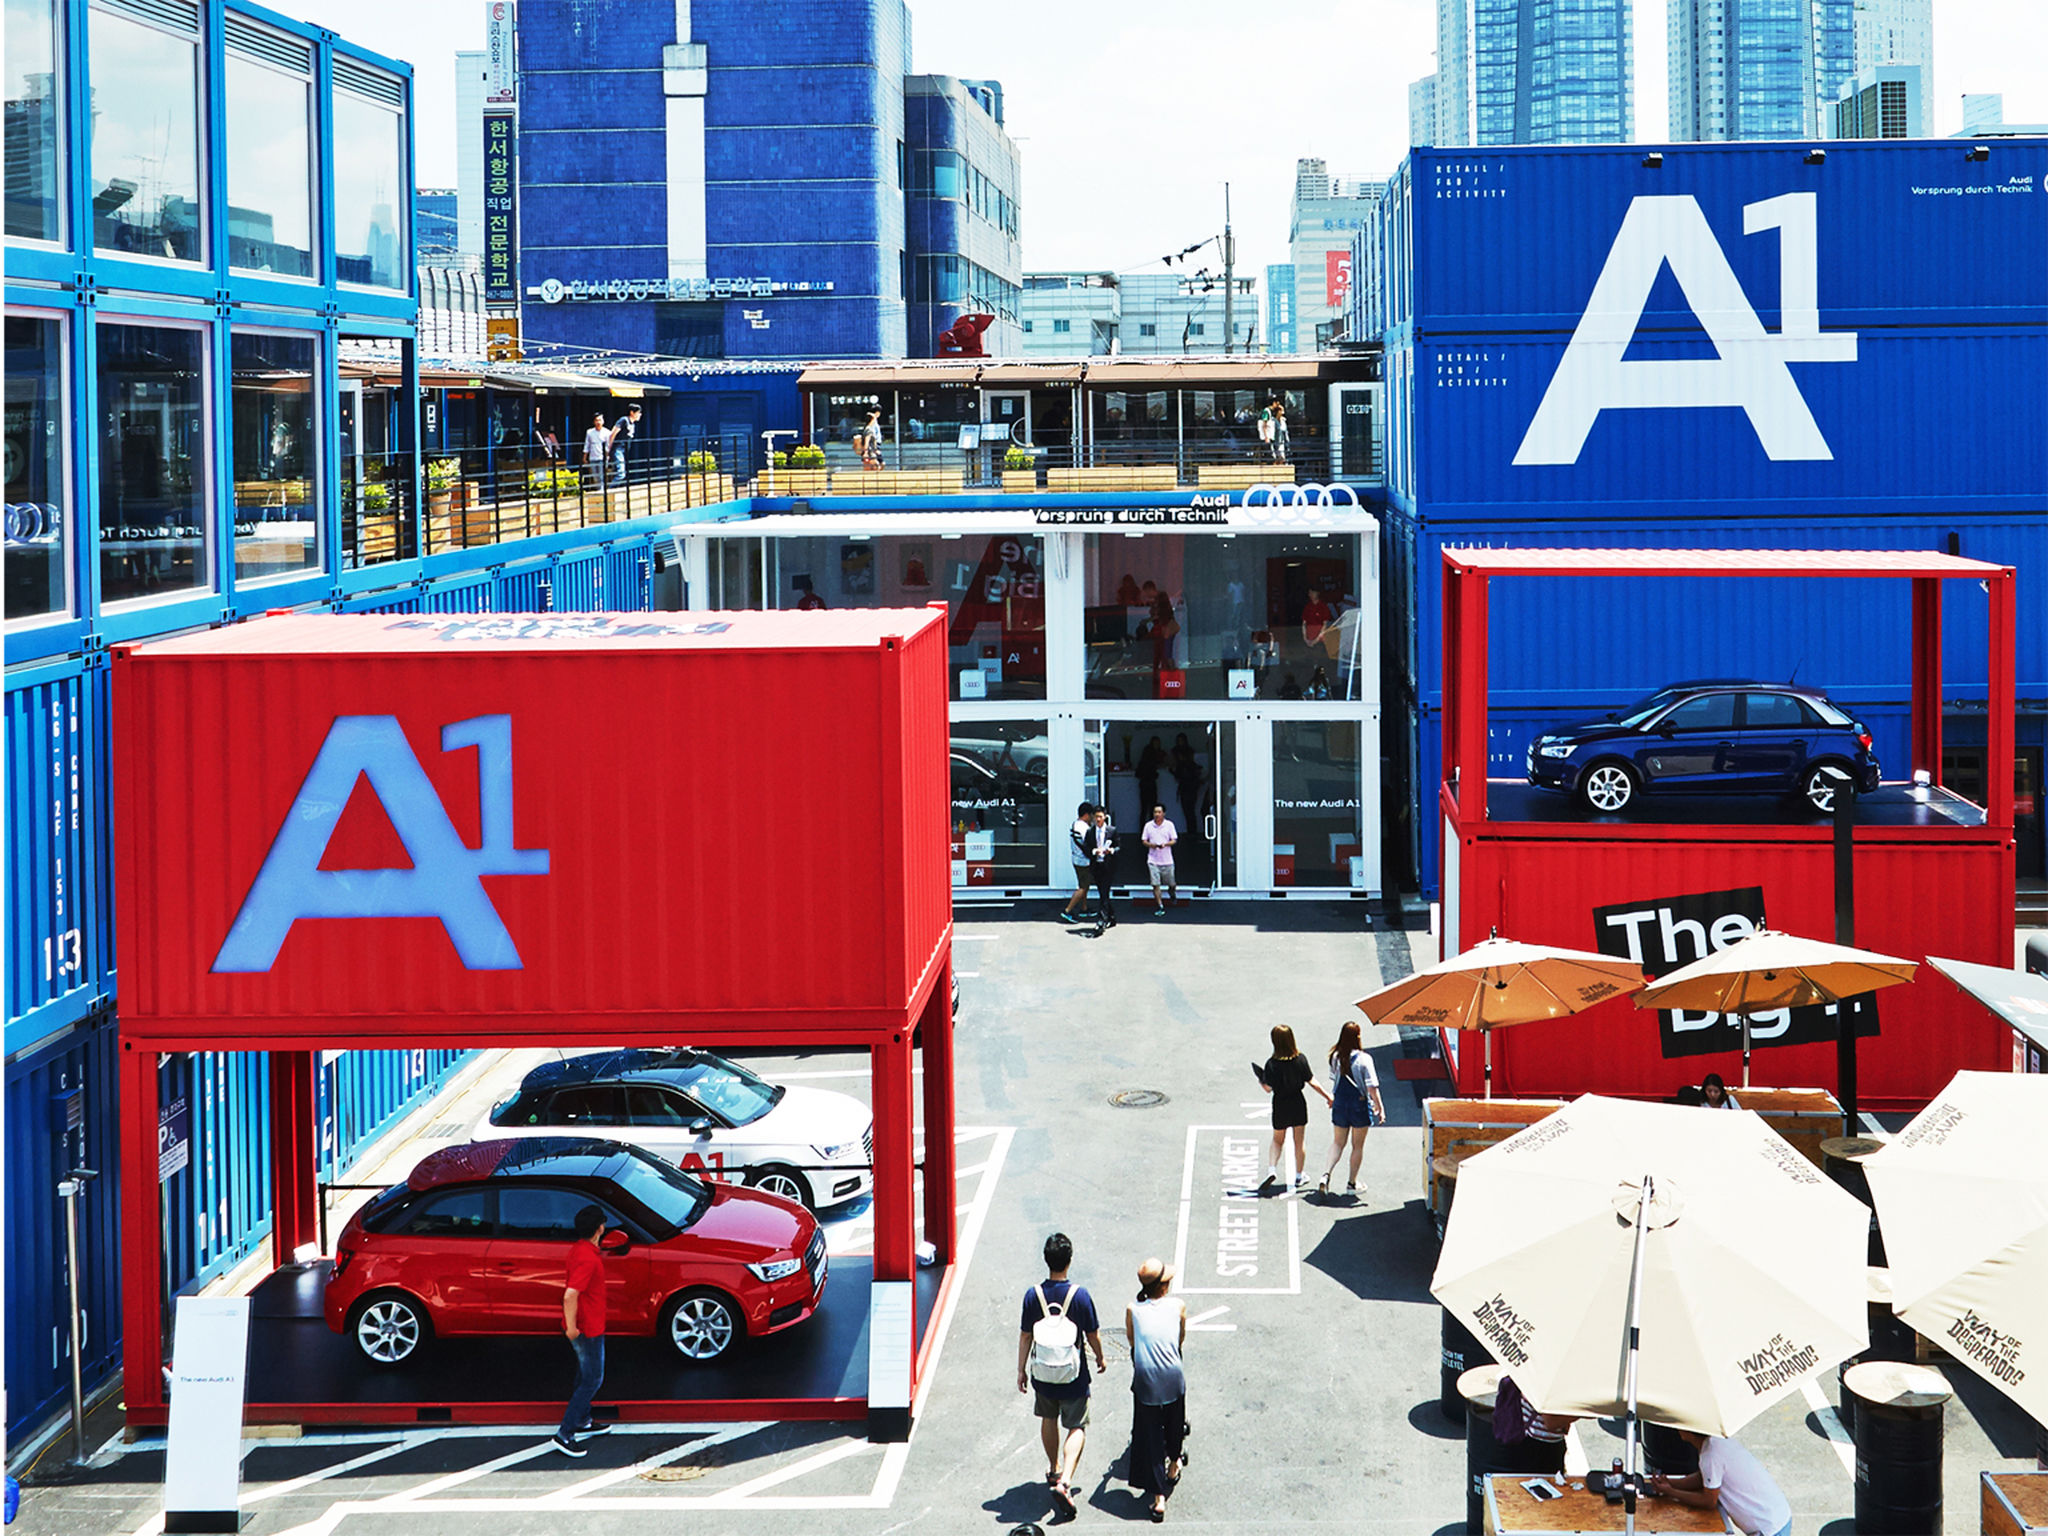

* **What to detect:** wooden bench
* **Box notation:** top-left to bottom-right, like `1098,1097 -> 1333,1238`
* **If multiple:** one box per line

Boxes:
1195,462 -> 1297,489
1423,1098 -> 1564,1223
1728,1085 -> 1845,1166
1044,464 -> 1178,493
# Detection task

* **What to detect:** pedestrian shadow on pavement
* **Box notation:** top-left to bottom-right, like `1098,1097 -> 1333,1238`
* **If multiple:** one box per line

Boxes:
1302,1200 -> 1443,1304
984,1481 -> 1068,1527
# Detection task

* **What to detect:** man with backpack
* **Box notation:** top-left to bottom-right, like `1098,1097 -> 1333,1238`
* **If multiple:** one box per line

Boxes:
1018,1232 -> 1107,1518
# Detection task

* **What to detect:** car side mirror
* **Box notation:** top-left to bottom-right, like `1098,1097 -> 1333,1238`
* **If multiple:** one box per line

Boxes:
687,1117 -> 714,1135
1656,719 -> 1676,738
600,1229 -> 631,1256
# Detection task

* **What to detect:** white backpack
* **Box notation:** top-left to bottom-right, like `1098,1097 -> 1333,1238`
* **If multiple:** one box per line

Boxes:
1028,1284 -> 1082,1385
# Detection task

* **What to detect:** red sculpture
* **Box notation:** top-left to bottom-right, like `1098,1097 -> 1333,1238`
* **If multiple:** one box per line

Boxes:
936,312 -> 996,357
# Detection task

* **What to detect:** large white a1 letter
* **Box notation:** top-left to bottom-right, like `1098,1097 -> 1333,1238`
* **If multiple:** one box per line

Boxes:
1514,194 -> 1857,466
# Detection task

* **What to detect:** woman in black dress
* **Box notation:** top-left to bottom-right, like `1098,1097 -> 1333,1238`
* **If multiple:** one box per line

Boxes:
1259,1025 -> 1331,1191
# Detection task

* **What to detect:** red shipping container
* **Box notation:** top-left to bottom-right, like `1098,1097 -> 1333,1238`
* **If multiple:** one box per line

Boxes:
112,610 -> 952,1045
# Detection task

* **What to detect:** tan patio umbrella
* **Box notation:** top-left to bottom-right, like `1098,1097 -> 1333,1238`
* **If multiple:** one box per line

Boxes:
1433,1095 -> 1869,1532
1356,933 -> 1646,1098
1864,1070 -> 2048,1429
1633,928 -> 1917,1087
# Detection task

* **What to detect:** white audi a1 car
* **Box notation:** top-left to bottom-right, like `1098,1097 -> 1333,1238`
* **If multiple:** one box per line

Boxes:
472,1048 -> 873,1210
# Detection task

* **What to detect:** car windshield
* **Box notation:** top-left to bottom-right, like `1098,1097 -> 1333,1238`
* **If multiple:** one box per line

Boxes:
671,1054 -> 783,1126
610,1150 -> 712,1232
1612,688 -> 1685,729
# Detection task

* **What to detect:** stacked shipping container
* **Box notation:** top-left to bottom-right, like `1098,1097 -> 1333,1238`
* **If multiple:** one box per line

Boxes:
1375,142 -> 2048,895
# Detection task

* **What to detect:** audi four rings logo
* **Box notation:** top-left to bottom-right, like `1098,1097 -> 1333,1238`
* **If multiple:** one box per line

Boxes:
4,503 -> 60,546
1241,483 -> 1361,508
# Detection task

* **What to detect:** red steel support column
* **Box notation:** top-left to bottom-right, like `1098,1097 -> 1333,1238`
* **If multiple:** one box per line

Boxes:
918,958 -> 957,1267
1442,558 -> 1462,818
1457,569 -> 1491,825
870,1029 -> 917,1283
269,1051 -> 319,1267
119,1042 -> 165,1417
1988,568 -> 2016,829
1911,577 -> 1943,782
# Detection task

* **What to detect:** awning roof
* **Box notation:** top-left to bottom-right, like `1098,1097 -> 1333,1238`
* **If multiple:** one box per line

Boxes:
798,356 -> 1342,390
1927,956 -> 2048,1052
1442,548 -> 2012,578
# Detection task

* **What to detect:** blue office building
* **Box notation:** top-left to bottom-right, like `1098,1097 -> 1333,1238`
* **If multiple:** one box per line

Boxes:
1266,263 -> 1296,354
1472,0 -> 1633,144
1670,0 -> 1858,140
514,0 -> 1018,363
415,185 -> 459,259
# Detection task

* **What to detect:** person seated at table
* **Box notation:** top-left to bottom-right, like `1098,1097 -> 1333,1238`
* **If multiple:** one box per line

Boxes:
1491,1374 -> 1573,1474
1648,1430 -> 1790,1536
1700,1073 -> 1731,1108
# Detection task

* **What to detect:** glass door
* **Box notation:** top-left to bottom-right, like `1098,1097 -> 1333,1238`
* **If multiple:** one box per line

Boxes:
1087,718 -> 1236,889
982,390 -> 1029,483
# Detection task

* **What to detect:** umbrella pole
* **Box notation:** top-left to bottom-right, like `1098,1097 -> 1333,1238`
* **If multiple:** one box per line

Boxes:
1620,1174 -> 1654,1536
1484,1030 -> 1493,1100
1741,1014 -> 1751,1089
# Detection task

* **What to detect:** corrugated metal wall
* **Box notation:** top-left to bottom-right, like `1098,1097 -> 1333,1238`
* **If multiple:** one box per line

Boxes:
318,1049 -> 471,1177
3,1016 -> 122,1438
5,660 -> 115,1045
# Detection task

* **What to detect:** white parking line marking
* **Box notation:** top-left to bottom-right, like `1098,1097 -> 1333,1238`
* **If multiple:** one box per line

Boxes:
544,1422 -> 764,1501
701,1438 -> 880,1504
1564,1424 -> 1590,1477
953,934 -> 997,941
1185,1304 -> 1236,1332
398,1439 -> 561,1499
1800,1378 -> 1857,1476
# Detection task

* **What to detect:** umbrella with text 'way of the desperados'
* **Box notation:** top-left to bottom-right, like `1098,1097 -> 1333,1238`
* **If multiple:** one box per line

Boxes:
1431,1095 -> 1868,1531
1633,927 -> 1917,1088
1354,934 -> 1645,1098
1864,1070 -> 2048,1429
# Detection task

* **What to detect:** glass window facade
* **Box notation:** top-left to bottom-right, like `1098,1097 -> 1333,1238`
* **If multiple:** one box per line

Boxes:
1083,533 -> 1364,703
4,313 -> 68,621
88,2 -> 204,261
4,0 -> 62,241
1474,0 -> 1632,146
1272,720 -> 1366,888
97,321 -> 209,605
334,85 -> 407,288
230,330 -> 317,583
226,51 -> 314,277
951,721 -> 1050,887
760,533 -> 1045,701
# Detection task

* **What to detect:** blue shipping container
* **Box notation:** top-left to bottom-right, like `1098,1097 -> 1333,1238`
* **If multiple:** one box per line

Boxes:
4,1016 -> 122,1442
4,659 -> 114,1055
1384,511 -> 2048,707
1401,142 -> 2048,335
1381,142 -> 2048,519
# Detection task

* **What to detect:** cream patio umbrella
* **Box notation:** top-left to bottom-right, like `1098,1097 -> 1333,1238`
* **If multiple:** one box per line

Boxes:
1432,1095 -> 1869,1532
1633,928 -> 1918,1087
1356,933 -> 1646,1098
1863,1070 -> 2048,1428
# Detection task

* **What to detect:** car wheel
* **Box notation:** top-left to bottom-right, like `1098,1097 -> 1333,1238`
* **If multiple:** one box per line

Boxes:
349,1291 -> 431,1368
748,1165 -> 814,1210
662,1289 -> 743,1363
1578,761 -> 1638,814
1802,762 -> 1851,814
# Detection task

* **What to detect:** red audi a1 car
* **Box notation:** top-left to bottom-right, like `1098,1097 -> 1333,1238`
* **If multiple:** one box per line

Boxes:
324,1136 -> 826,1367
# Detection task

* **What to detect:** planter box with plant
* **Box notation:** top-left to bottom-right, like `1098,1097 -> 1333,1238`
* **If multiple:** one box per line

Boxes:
764,445 -> 831,495
1002,445 -> 1037,491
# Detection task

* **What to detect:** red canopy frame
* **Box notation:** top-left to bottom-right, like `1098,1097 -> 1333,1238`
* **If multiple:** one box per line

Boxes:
1440,547 -> 2017,832
117,961 -> 956,1434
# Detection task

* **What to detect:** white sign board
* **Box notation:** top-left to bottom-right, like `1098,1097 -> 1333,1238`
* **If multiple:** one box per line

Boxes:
162,1296 -> 251,1533
485,2 -> 517,105
964,831 -> 995,863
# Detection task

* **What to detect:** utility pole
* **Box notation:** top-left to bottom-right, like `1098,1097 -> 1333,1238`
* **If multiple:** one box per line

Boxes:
1222,182 -> 1236,355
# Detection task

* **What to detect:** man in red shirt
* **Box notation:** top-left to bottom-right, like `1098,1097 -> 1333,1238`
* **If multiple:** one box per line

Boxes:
553,1205 -> 612,1456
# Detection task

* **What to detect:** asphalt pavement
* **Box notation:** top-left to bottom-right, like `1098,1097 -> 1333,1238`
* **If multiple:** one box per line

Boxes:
10,898 -> 2041,1535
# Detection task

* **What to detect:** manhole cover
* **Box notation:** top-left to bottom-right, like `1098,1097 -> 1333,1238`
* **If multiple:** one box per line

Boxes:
1109,1089 -> 1169,1109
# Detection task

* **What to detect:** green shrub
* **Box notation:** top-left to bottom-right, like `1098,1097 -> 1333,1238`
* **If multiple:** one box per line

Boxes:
687,450 -> 718,473
1004,446 -> 1034,470
791,443 -> 827,469
527,466 -> 581,495
425,458 -> 463,493
772,449 -> 792,468
359,482 -> 392,512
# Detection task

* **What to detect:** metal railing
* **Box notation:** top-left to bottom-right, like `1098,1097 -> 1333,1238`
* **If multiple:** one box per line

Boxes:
786,434 -> 1363,492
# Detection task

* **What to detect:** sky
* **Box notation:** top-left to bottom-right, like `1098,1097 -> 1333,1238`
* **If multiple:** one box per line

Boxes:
282,0 -> 2048,277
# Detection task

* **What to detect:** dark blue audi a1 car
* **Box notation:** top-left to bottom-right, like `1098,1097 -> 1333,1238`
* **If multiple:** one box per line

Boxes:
1526,680 -> 1881,814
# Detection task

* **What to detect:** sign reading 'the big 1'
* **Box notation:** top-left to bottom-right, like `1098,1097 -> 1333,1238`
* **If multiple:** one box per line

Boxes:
1591,885 -> 1878,1060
